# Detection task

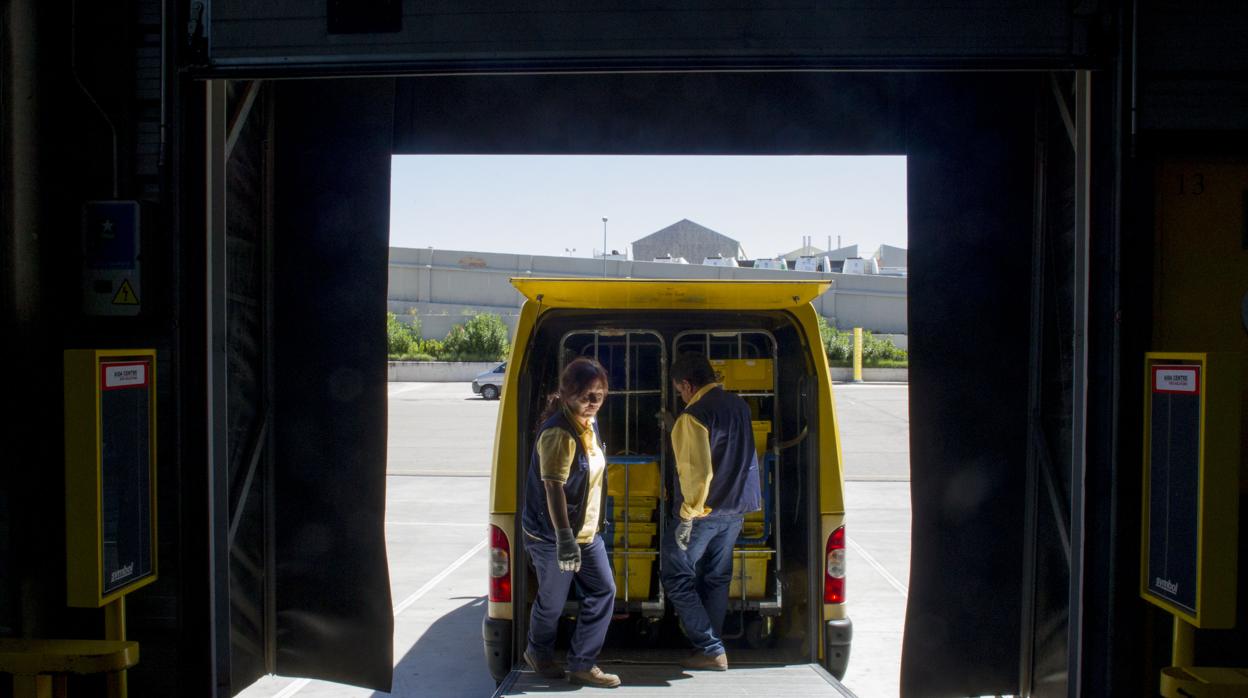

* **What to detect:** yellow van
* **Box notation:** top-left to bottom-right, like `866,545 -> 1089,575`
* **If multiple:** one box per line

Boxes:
482,278 -> 850,684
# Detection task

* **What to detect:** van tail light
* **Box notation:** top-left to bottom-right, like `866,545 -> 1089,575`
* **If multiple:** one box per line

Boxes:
489,525 -> 511,603
824,525 -> 846,604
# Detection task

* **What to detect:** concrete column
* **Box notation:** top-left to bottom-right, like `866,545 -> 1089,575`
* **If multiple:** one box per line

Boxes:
6,0 -> 42,328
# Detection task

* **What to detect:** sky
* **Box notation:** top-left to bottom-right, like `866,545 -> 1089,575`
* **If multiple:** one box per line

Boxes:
389,155 -> 907,260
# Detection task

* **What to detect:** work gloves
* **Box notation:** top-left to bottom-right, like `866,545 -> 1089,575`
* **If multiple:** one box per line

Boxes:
656,409 -> 675,432
675,518 -> 693,551
556,527 -> 581,572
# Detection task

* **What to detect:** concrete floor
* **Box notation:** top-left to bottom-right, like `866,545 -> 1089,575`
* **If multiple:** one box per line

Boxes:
237,381 -> 910,697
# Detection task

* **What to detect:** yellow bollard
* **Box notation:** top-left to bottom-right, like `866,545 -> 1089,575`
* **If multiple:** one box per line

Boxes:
1172,616 -> 1194,668
852,328 -> 863,383
104,597 -> 128,698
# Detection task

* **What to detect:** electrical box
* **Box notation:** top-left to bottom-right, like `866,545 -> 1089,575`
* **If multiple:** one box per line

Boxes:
1140,352 -> 1241,628
64,349 -> 158,607
82,201 -> 141,316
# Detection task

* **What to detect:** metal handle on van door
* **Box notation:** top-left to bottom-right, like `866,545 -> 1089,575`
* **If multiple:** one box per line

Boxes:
776,425 -> 809,450
779,376 -> 812,452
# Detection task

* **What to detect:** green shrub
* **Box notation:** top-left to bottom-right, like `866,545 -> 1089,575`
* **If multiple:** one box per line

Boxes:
441,312 -> 510,361
861,330 -> 908,363
387,311 -> 422,357
817,316 -> 853,362
816,316 -> 907,367
417,338 -> 444,358
387,312 -> 511,362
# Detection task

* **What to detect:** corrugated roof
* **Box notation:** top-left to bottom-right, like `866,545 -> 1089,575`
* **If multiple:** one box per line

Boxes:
631,219 -> 738,247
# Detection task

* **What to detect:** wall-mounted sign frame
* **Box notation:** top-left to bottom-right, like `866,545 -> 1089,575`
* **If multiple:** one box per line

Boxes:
64,348 -> 158,607
1140,352 -> 1241,627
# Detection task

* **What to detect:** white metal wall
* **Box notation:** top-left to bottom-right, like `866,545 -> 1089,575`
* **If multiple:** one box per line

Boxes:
387,246 -> 907,339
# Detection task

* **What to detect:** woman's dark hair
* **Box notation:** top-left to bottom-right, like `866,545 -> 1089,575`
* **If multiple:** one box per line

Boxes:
538,357 -> 610,426
670,353 -> 717,388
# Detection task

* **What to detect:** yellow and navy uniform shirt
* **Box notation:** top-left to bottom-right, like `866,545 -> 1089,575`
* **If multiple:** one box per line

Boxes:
671,382 -> 762,522
537,405 -> 606,543
671,383 -> 719,521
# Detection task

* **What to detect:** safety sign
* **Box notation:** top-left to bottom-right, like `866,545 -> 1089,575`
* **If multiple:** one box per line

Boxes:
82,201 -> 141,316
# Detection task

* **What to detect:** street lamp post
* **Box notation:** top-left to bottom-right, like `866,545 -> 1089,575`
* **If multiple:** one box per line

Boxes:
602,217 -> 608,277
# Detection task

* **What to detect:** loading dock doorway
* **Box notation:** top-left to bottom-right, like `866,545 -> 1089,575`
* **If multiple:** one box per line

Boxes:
383,151 -> 908,695
203,70 -> 1088,698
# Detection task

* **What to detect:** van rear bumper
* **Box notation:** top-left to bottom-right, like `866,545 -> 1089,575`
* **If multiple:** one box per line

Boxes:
823,617 -> 853,680
483,615 -> 513,682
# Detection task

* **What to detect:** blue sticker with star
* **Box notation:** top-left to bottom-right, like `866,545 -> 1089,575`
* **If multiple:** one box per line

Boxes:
83,201 -> 139,270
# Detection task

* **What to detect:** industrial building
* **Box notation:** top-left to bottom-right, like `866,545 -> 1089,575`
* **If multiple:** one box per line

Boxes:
387,245 -> 908,340
629,219 -> 741,264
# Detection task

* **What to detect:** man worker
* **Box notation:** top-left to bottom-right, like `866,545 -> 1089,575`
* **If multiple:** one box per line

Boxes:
659,353 -> 762,671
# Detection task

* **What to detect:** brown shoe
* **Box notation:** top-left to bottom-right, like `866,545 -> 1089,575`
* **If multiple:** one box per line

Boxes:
568,666 -> 621,688
524,649 -> 565,679
681,651 -> 728,671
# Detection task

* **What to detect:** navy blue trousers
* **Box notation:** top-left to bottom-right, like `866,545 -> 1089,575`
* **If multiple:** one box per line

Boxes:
525,535 -> 616,671
659,514 -> 743,656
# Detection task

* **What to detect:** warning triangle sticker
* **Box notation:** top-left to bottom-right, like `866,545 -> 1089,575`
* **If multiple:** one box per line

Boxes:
112,279 -> 139,305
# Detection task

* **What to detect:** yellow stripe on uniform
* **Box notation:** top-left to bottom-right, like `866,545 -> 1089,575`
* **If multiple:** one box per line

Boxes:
671,383 -> 719,520
536,429 -> 576,483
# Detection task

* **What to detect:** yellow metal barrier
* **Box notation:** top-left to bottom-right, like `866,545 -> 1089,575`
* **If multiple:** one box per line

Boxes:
1161,666 -> 1248,697
852,328 -> 863,382
0,638 -> 138,698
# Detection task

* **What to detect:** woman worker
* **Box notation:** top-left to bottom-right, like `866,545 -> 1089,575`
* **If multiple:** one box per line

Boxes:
519,357 -> 621,688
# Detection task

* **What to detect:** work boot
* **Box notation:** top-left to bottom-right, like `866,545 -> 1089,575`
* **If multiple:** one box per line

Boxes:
681,650 -> 728,671
523,649 -> 565,679
567,666 -> 621,688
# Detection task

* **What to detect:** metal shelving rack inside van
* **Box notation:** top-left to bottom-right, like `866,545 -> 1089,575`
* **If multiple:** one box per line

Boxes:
561,329 -> 667,621
672,329 -> 783,642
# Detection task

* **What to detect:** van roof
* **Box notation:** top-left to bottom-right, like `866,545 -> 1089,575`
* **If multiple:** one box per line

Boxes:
511,278 -> 830,310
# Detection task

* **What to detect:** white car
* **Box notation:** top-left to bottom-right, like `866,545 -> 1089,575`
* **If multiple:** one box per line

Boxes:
471,362 -> 506,400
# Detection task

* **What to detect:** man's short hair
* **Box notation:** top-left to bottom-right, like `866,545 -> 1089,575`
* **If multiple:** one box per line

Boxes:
671,353 -> 717,388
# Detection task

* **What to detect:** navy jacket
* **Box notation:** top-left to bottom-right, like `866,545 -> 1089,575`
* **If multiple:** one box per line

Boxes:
673,385 -> 762,519
521,409 -> 607,544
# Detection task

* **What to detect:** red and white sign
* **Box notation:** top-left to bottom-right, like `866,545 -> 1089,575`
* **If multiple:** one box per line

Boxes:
1153,365 -> 1200,395
101,361 -> 149,390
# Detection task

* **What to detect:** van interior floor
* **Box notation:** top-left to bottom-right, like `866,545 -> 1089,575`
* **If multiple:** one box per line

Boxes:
536,612 -> 810,667
597,646 -> 795,665
494,662 -> 858,697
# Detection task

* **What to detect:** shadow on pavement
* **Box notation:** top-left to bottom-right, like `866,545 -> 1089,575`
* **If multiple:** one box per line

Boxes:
373,595 -> 498,697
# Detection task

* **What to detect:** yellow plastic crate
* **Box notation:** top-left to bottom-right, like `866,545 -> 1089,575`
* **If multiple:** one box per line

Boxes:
751,420 -> 771,458
741,521 -> 765,540
711,359 -> 774,391
728,550 -> 771,599
607,460 -> 661,499
611,550 -> 656,600
611,522 -> 657,548
608,496 -> 657,523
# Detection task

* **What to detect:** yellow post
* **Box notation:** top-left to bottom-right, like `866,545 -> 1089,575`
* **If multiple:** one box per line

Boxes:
104,597 -> 128,698
1172,616 -> 1194,668
11,674 -> 52,698
852,327 -> 863,382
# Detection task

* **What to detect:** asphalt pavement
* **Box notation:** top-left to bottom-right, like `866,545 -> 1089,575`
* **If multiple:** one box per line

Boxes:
237,382 -> 910,697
